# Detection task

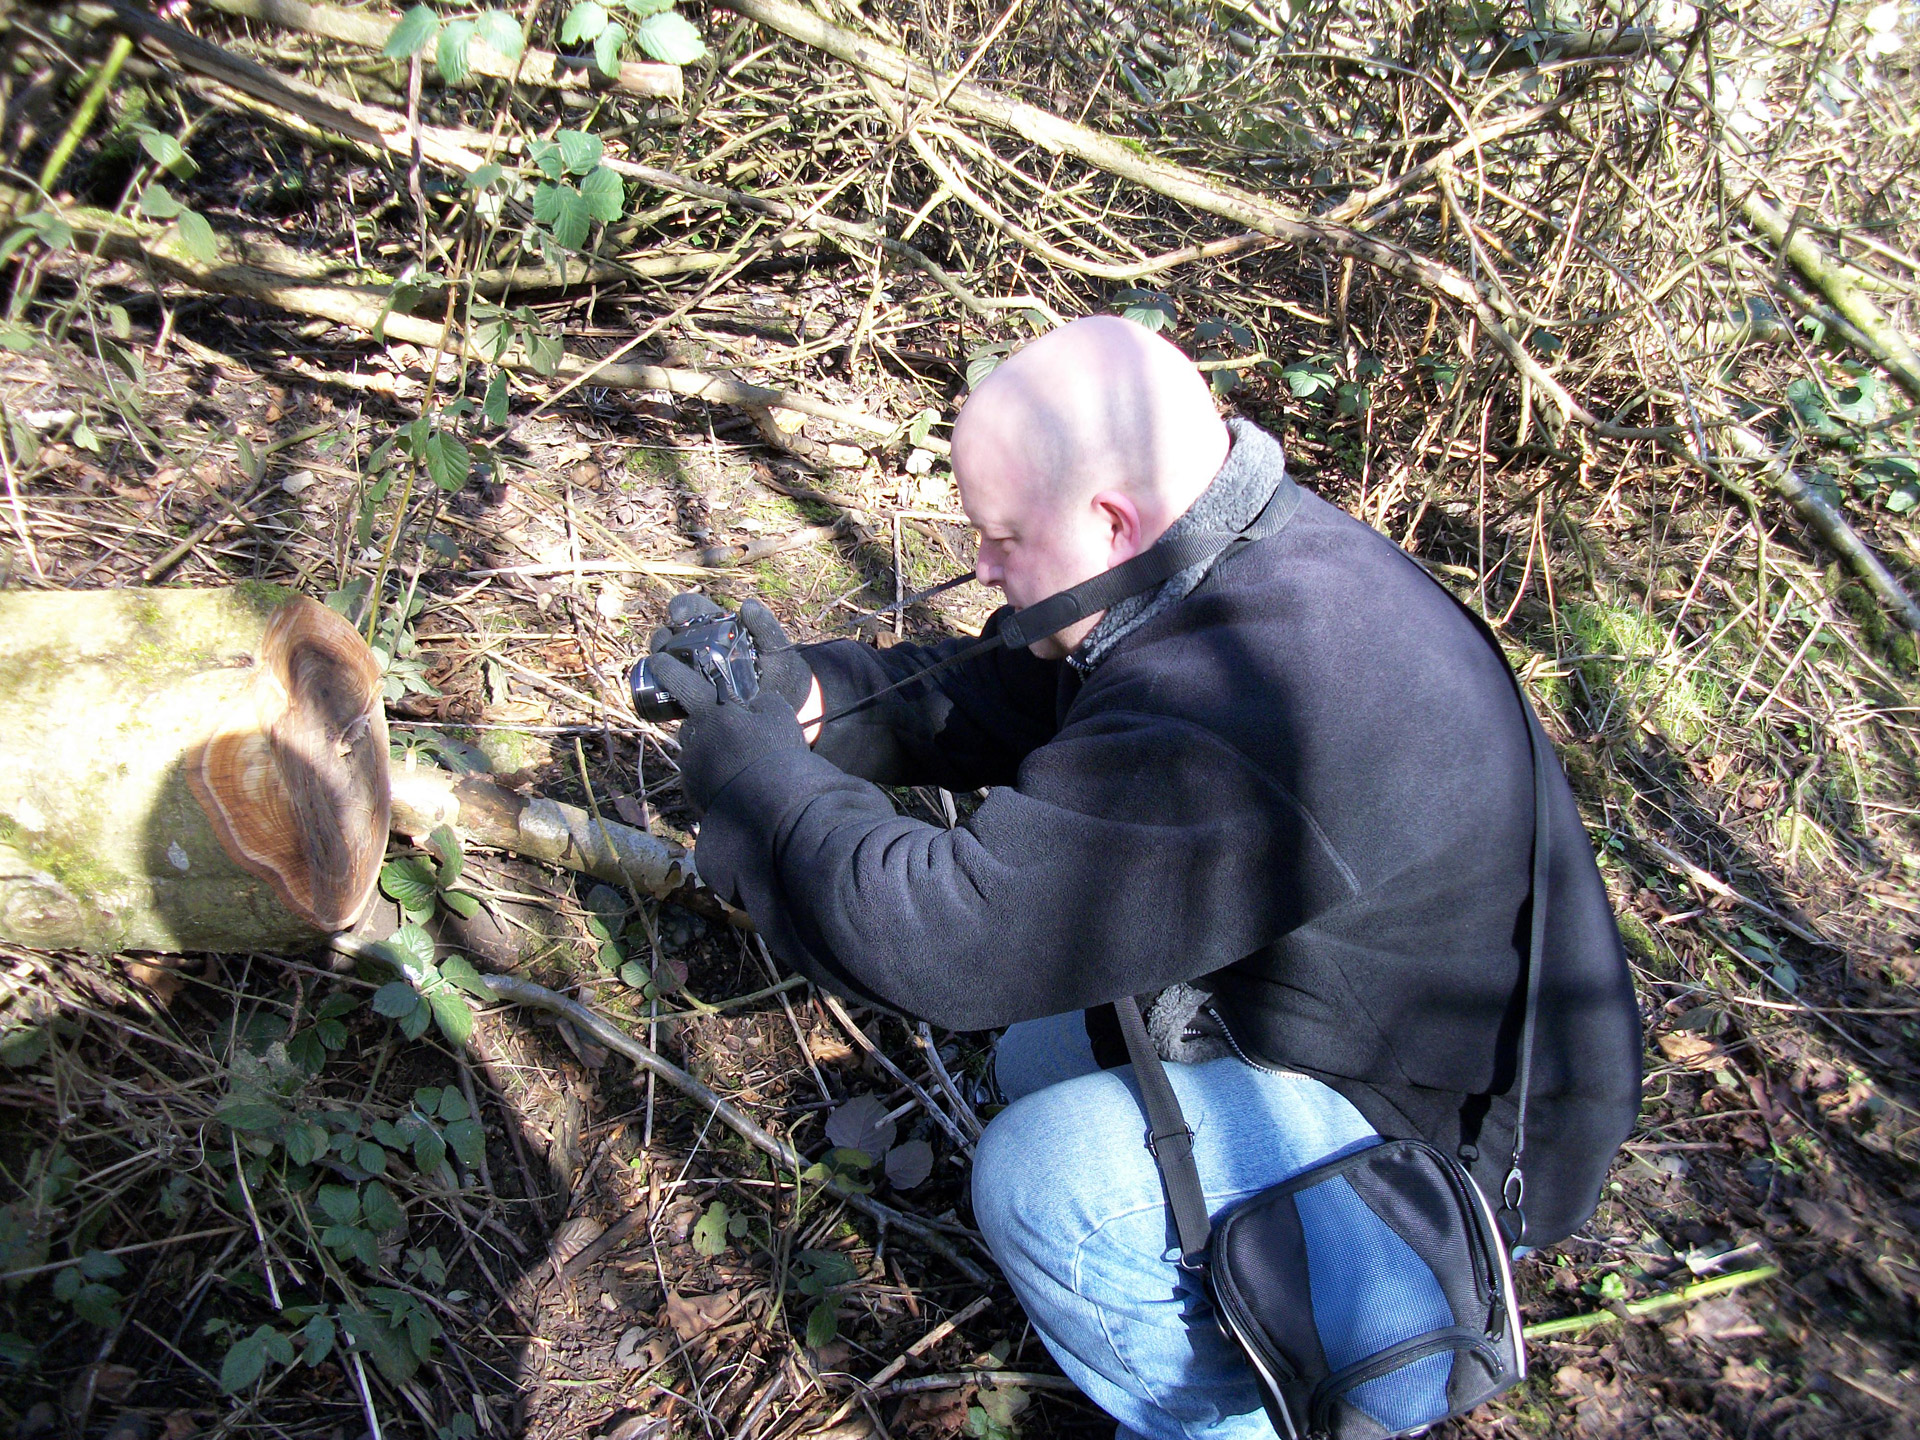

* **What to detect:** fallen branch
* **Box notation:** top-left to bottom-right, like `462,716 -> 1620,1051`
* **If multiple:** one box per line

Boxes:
388,762 -> 691,897
191,0 -> 682,99
2,188 -> 913,443
724,0 -> 1585,429
1522,1265 -> 1780,1341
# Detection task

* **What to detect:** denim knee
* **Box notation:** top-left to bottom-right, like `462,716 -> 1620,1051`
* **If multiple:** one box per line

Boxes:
969,1096 -> 1029,1263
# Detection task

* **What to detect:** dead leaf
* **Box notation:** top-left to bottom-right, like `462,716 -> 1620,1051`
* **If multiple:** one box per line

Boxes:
1686,1296 -> 1764,1343
612,795 -> 650,828
662,1289 -> 739,1342
897,1391 -> 969,1437
1789,1197 -> 1863,1246
159,1412 -> 200,1440
826,1094 -> 897,1159
548,1216 -> 605,1269
808,1030 -> 855,1065
613,1326 -> 672,1374
1657,1031 -> 1719,1068
885,1139 -> 935,1190
66,1363 -> 140,1412
123,955 -> 184,1005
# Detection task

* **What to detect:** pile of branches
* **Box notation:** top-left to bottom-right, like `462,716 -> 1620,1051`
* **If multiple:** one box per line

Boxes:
9,0 -> 1920,625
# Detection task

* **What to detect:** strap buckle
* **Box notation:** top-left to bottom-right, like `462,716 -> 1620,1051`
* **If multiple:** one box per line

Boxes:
1144,1124 -> 1194,1160
1501,1165 -> 1525,1213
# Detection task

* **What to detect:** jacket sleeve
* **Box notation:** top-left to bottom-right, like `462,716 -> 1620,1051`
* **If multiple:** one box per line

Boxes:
690,707 -> 1360,1029
799,608 -> 1062,790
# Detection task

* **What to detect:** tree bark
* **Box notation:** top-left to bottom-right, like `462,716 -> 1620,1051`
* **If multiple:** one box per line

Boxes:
0,588 -> 389,953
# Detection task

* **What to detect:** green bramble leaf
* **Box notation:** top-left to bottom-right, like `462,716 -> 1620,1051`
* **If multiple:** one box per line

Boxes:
380,856 -> 438,910
804,1300 -> 839,1350
425,824 -> 465,886
621,0 -> 674,12
399,997 -> 433,1041
633,9 -> 704,62
557,129 -> 604,175
304,1313 -> 336,1367
437,953 -> 495,1002
527,140 -> 566,181
560,0 -> 609,43
422,431 -> 470,491
220,1329 -> 270,1391
412,1126 -> 447,1175
483,371 -> 509,427
443,1117 -> 486,1166
429,990 -> 474,1046
362,1181 -> 406,1233
533,182 -> 594,250
690,1200 -> 731,1257
594,21 -> 627,76
523,325 -> 564,375
139,183 -> 183,219
580,166 -> 624,223
435,17 -> 476,83
175,209 -> 220,264
383,4 -> 441,57
441,888 -> 480,920
317,1184 -> 361,1224
471,8 -> 524,58
373,982 -> 420,1019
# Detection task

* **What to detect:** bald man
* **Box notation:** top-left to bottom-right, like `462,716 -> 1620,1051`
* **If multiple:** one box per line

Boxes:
648,318 -> 1638,1440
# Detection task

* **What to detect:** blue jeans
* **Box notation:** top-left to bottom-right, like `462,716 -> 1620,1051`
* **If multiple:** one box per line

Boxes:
973,1012 -> 1453,1440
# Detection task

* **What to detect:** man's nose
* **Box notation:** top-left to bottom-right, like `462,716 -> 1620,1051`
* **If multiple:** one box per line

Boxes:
975,555 -> 1003,588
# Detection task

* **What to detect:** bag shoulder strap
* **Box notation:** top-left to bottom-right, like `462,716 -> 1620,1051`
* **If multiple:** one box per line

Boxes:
1119,571 -> 1553,1259
1116,996 -> 1213,1269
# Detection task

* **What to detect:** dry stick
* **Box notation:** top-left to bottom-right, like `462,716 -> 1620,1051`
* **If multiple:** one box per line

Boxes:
1522,1265 -> 1779,1341
813,1293 -> 994,1432
818,994 -> 974,1157
470,971 -> 991,1283
191,0 -> 682,98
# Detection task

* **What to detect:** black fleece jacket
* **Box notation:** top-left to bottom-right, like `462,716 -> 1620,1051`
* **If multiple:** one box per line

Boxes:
692,457 -> 1642,1245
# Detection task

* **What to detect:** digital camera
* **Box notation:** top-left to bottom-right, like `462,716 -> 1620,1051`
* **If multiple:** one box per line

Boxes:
628,612 -> 760,722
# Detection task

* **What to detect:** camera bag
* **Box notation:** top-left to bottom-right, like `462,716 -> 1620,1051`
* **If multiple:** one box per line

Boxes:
1112,585 -> 1551,1440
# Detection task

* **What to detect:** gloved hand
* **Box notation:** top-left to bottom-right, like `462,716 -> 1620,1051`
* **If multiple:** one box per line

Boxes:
734,598 -> 814,712
648,645 -> 809,816
651,594 -> 813,714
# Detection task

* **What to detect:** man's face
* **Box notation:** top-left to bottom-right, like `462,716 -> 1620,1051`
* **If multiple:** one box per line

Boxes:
957,461 -> 1120,659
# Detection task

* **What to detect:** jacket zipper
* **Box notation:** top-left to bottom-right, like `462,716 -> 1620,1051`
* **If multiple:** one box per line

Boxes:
1202,1004 -> 1294,1077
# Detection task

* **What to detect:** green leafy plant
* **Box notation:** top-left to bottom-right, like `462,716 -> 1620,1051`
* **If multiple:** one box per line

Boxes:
690,1198 -> 752,1257
1114,287 -> 1177,333
51,1250 -> 126,1329
367,924 -> 492,1046
787,1247 -> 858,1348
558,0 -> 706,74
382,4 -> 526,83
381,825 -> 483,923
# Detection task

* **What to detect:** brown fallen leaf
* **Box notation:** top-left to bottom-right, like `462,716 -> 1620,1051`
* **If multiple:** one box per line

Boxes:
123,956 -> 185,1005
65,1363 -> 141,1412
159,1412 -> 201,1440
1686,1296 -> 1765,1343
661,1288 -> 740,1342
548,1216 -> 606,1270
1656,1031 -> 1719,1069
808,1030 -> 856,1065
1789,1197 -> 1864,1246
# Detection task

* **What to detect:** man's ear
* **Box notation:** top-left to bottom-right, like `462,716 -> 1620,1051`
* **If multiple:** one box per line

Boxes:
1091,490 -> 1146,563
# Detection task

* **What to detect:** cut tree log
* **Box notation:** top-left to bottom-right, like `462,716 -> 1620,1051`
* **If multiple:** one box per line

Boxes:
0,587 -> 388,953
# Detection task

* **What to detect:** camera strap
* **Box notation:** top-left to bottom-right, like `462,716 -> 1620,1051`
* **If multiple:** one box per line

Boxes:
817,473 -> 1303,726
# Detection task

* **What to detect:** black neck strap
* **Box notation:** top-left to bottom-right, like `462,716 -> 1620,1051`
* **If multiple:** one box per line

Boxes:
1118,567 -> 1552,1264
817,475 -> 1302,727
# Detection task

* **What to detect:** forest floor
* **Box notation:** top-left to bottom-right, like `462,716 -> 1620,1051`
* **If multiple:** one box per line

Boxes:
2,5 -> 1920,1440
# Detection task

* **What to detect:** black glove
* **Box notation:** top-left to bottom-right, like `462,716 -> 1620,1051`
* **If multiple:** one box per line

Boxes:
649,646 -> 808,816
735,598 -> 814,712
650,593 -> 814,715
649,591 -> 728,653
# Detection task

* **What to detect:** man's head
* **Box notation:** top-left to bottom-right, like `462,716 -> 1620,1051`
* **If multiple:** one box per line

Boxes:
952,315 -> 1229,657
